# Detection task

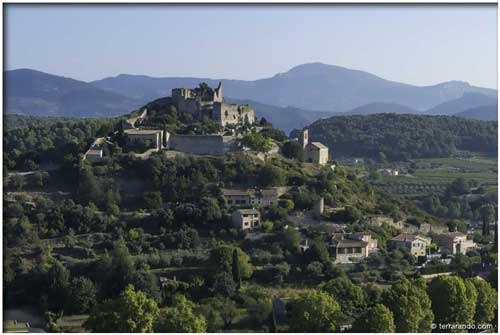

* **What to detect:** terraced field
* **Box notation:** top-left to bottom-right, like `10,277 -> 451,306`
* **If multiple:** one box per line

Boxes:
373,153 -> 498,196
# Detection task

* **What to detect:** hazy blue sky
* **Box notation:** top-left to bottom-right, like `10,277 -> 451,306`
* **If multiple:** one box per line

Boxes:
5,4 -> 498,88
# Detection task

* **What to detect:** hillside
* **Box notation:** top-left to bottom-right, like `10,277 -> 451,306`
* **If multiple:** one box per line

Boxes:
454,104 -> 498,121
91,62 -> 497,112
227,98 -> 335,133
426,92 -> 497,116
5,69 -> 142,118
344,102 -> 417,115
305,113 -> 498,161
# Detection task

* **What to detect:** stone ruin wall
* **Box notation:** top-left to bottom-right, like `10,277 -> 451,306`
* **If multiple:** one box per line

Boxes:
168,134 -> 236,155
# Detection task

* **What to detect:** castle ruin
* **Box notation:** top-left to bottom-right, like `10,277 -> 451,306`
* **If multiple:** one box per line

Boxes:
172,82 -> 255,127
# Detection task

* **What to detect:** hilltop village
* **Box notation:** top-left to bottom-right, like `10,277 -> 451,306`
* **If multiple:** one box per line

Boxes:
79,82 -> 486,267
4,82 -> 497,333
84,82 -> 328,162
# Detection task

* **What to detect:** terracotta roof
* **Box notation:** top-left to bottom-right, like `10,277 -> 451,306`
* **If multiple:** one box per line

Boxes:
125,129 -> 162,135
258,188 -> 279,196
390,233 -> 428,243
236,209 -> 259,215
86,149 -> 102,156
446,232 -> 467,238
308,142 -> 328,150
334,239 -> 368,248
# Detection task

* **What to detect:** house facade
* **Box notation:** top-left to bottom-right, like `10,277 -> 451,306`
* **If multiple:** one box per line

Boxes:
388,233 -> 431,257
433,232 -> 477,255
330,238 -> 369,264
223,187 -> 288,207
232,209 -> 261,231
351,232 -> 378,254
124,128 -> 163,150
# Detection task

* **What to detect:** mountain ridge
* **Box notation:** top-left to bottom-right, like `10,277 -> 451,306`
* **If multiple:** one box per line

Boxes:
5,65 -> 497,131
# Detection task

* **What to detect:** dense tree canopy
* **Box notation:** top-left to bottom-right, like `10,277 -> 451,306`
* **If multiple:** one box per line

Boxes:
428,276 -> 477,326
305,114 -> 497,160
288,290 -> 341,332
382,278 -> 434,332
155,294 -> 207,333
352,304 -> 395,333
84,284 -> 159,333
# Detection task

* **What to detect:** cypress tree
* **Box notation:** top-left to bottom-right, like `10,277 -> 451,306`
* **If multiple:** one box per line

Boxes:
232,249 -> 241,289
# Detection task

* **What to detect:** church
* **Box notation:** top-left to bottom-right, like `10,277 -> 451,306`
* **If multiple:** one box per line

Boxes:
299,129 -> 329,165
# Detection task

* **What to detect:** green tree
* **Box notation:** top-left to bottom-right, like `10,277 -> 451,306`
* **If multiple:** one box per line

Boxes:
479,203 -> 495,236
84,284 -> 159,333
281,141 -> 304,160
44,259 -> 70,311
232,249 -> 241,289
281,228 -> 301,253
289,289 -> 341,332
77,165 -> 102,205
211,272 -> 237,298
470,278 -> 497,323
257,164 -> 286,187
68,276 -> 97,314
208,244 -> 253,279
382,278 -> 434,332
427,276 -> 477,326
320,276 -> 366,316
200,196 -> 222,223
104,239 -> 136,297
240,133 -> 272,152
155,294 -> 207,332
351,304 -> 395,332
307,237 -> 330,263
143,191 -> 163,209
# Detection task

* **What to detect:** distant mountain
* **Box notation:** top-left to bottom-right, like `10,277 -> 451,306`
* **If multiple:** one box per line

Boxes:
425,92 -> 497,116
454,104 -> 498,121
227,98 -> 335,133
344,102 -> 417,115
6,64 -> 498,132
5,69 -> 142,118
91,62 -> 497,112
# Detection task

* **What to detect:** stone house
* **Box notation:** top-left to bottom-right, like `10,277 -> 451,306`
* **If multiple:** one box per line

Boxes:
388,233 -> 431,257
84,148 -> 103,162
232,209 -> 261,231
223,187 -> 288,207
330,238 -> 369,264
83,137 -> 110,162
124,128 -> 163,150
299,129 -> 329,165
433,232 -> 476,255
351,232 -> 378,254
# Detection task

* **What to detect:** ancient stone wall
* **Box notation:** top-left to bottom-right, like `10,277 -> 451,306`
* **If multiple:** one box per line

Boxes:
213,102 -> 255,126
168,134 -> 236,155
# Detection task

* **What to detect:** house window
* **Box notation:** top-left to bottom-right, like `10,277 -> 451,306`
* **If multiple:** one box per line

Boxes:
354,247 -> 362,253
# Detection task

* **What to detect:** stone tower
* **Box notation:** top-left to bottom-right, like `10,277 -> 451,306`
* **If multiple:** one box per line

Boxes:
299,129 -> 309,149
214,82 -> 223,102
